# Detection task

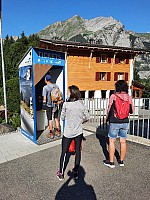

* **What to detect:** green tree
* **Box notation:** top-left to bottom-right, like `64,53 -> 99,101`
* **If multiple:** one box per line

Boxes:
0,32 -> 40,128
134,67 -> 140,82
0,77 -> 20,113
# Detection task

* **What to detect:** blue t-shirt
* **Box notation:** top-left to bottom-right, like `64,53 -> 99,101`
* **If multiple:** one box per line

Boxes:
42,83 -> 59,107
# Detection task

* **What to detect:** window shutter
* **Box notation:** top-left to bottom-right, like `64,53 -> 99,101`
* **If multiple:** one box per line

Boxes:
115,58 -> 119,64
107,72 -> 111,81
96,57 -> 100,63
114,72 -> 118,81
95,72 -> 100,81
108,57 -> 111,63
125,73 -> 128,81
126,59 -> 129,64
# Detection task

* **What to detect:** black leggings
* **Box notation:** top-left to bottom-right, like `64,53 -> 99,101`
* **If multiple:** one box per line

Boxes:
59,134 -> 83,174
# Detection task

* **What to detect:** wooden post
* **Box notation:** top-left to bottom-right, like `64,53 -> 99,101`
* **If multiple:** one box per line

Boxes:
89,50 -> 93,70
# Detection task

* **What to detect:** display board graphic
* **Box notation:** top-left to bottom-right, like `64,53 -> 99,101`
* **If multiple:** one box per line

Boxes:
18,47 -> 65,144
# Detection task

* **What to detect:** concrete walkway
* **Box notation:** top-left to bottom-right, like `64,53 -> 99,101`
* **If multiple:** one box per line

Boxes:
0,130 -> 150,200
0,130 -> 92,164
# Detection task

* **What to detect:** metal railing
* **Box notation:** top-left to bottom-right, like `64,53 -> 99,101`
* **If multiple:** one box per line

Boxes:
82,98 -> 150,140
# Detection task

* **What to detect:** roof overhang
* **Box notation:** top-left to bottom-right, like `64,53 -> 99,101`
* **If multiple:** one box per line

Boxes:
39,39 -> 149,54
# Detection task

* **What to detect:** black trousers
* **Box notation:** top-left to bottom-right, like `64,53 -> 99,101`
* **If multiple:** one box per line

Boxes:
59,134 -> 83,174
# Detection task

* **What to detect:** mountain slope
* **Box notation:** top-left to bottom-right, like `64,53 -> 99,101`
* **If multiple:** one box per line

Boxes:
38,15 -> 131,47
37,15 -> 150,78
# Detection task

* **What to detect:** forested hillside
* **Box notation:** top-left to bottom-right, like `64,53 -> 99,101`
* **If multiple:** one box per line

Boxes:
0,32 -> 39,128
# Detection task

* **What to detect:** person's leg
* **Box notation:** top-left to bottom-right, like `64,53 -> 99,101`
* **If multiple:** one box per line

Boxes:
103,123 -> 118,168
59,136 -> 72,175
49,120 -> 53,131
73,134 -> 83,172
109,138 -> 116,162
55,118 -> 61,130
46,107 -> 54,139
114,149 -> 120,161
118,123 -> 128,160
117,123 -> 128,166
54,109 -> 61,136
106,137 -> 120,161
120,138 -> 126,161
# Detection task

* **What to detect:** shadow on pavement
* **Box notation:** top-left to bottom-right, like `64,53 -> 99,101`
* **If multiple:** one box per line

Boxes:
55,166 -> 97,200
96,125 -> 120,161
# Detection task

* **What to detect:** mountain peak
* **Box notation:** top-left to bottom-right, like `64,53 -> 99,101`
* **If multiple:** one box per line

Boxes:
38,15 -> 150,50
37,15 -> 150,78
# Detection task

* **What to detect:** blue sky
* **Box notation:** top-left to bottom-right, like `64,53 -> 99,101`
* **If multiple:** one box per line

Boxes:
2,0 -> 150,37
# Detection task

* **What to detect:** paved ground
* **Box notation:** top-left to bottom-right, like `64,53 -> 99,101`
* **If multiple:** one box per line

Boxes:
0,130 -> 150,200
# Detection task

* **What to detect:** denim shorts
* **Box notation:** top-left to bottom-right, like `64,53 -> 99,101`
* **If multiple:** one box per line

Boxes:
108,123 -> 129,139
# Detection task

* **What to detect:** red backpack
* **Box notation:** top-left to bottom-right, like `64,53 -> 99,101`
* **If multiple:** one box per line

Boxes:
114,94 -> 130,119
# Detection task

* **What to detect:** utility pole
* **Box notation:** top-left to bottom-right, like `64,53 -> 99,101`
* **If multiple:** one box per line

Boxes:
0,0 -> 7,123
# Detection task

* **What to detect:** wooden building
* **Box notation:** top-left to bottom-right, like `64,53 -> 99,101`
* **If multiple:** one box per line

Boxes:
39,39 -> 147,99
132,80 -> 147,98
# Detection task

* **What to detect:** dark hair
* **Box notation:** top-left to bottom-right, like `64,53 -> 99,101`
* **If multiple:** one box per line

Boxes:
68,85 -> 81,102
115,80 -> 128,93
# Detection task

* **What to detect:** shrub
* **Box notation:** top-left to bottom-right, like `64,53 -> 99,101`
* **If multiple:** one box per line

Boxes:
8,113 -> 21,130
0,77 -> 20,113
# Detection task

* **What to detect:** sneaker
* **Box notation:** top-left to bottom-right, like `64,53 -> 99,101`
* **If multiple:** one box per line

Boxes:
103,160 -> 115,168
118,160 -> 125,167
72,169 -> 78,180
54,130 -> 61,137
56,171 -> 64,181
46,132 -> 54,139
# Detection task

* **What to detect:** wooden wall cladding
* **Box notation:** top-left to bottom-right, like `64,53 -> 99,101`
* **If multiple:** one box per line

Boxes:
67,56 -> 130,91
34,64 -> 52,86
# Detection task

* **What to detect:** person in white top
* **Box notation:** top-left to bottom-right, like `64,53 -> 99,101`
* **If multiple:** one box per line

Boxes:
56,85 -> 90,180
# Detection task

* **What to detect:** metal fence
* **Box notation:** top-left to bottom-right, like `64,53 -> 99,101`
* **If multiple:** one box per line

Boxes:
82,98 -> 150,140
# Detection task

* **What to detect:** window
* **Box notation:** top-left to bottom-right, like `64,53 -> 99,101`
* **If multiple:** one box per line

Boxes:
96,57 -> 100,63
96,54 -> 107,63
100,72 -> 106,80
89,91 -> 95,98
95,72 -> 100,81
125,73 -> 128,81
126,58 -> 129,64
101,90 -> 106,99
107,72 -> 111,81
118,72 -> 124,80
115,57 -> 125,64
133,90 -> 140,98
110,90 -> 115,97
100,54 -> 107,63
115,58 -> 119,64
80,91 -> 85,99
114,72 -> 128,81
107,57 -> 111,63
95,72 -> 111,81
119,57 -> 125,64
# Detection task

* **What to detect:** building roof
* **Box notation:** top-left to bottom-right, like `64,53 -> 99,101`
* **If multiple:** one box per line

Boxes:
40,39 -> 149,54
132,80 -> 147,89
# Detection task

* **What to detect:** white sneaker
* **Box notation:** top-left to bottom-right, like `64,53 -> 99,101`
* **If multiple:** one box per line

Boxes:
103,160 -> 115,168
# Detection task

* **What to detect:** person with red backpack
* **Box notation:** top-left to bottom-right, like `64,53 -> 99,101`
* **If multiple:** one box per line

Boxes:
104,80 -> 134,168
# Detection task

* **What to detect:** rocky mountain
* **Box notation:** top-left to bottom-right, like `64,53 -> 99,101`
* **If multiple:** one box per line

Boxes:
38,15 -> 150,78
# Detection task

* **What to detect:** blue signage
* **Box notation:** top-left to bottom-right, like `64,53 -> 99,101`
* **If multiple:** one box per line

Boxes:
33,48 -> 65,66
